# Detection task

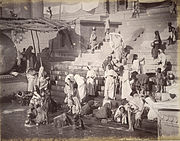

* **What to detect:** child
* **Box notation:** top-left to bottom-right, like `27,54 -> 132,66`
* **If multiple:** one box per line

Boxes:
156,68 -> 165,93
168,22 -> 177,45
167,71 -> 175,86
114,105 -> 127,124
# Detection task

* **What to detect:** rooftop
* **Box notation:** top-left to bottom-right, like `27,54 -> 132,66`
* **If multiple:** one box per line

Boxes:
0,17 -> 70,32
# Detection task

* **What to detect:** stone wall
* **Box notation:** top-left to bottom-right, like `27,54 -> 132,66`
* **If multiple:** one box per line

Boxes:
75,20 -> 121,51
1,0 -> 43,18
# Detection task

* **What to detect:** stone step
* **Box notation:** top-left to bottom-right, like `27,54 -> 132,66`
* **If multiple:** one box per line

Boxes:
51,69 -> 104,78
51,48 -> 79,54
123,13 -> 176,26
81,53 -> 101,59
50,56 -> 76,62
51,52 -> 78,58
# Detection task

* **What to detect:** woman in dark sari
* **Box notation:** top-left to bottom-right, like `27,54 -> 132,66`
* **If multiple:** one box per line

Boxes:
151,31 -> 162,59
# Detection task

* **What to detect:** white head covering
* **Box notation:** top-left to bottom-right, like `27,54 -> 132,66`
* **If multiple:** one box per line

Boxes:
65,74 -> 74,83
74,74 -> 85,86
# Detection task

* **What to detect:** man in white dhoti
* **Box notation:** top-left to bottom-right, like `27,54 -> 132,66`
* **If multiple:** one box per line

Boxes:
74,74 -> 87,103
121,65 -> 132,101
104,65 -> 117,100
86,66 -> 97,96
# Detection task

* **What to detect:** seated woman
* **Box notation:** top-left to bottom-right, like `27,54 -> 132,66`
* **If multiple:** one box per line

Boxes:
114,105 -> 127,124
74,74 -> 87,103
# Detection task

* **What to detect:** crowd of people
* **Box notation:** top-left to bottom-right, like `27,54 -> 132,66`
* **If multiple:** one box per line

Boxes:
57,22 -> 177,130
22,21 -> 177,131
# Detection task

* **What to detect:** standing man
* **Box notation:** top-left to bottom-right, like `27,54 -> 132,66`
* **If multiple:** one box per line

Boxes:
104,18 -> 110,42
89,27 -> 98,53
104,65 -> 117,100
132,0 -> 140,18
102,55 -> 115,71
21,48 -> 27,72
168,22 -> 177,45
47,7 -> 52,19
86,66 -> 97,97
157,49 -> 167,73
25,46 -> 36,70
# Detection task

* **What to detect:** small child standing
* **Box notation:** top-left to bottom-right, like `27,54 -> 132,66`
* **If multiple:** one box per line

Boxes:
156,68 -> 165,93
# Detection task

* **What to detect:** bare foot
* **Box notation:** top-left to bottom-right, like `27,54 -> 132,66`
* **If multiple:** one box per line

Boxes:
126,128 -> 134,132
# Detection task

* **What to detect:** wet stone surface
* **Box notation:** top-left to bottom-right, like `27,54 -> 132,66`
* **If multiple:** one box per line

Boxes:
1,102 -> 157,140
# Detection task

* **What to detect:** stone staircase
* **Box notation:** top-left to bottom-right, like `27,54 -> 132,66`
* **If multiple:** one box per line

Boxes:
50,11 -> 179,97
118,11 -> 178,74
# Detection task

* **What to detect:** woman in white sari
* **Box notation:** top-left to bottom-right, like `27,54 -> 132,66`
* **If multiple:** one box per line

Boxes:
36,66 -> 49,91
121,65 -> 132,101
109,32 -> 125,62
74,74 -> 87,103
26,68 -> 37,92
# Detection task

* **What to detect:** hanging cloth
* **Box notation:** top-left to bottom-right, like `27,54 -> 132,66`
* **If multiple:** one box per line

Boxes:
61,2 -> 82,13
82,0 -> 99,11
